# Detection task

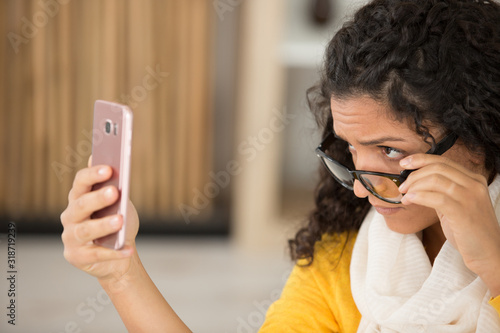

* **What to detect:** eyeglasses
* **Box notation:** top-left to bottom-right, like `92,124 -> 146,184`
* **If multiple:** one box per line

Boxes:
315,131 -> 459,204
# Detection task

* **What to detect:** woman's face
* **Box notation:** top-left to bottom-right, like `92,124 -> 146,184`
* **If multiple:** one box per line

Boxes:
330,96 -> 484,234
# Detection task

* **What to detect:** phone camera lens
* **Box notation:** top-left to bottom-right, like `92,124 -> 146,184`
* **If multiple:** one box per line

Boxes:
105,120 -> 112,134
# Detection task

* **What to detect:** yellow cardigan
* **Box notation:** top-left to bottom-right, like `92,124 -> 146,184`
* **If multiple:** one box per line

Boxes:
259,232 -> 500,332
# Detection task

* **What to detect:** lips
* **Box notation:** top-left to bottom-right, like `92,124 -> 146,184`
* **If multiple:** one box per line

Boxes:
373,205 -> 403,216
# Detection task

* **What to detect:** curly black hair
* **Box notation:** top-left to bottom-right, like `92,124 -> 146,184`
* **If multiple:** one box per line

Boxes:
289,0 -> 500,265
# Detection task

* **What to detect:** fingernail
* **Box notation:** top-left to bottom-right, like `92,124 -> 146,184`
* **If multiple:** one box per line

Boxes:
109,216 -> 120,227
399,181 -> 407,192
98,167 -> 108,176
403,192 -> 415,202
104,187 -> 114,199
400,157 -> 412,167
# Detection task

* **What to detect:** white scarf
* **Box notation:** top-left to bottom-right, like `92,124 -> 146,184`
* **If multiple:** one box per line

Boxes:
351,176 -> 500,333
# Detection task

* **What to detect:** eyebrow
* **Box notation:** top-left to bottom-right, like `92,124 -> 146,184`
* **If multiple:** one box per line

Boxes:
333,132 -> 407,146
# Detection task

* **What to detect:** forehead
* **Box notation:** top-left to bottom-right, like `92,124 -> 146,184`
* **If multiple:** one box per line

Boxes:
330,96 -> 410,137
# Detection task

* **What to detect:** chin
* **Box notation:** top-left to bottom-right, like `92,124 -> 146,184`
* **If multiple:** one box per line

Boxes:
380,206 -> 438,235
383,216 -> 422,234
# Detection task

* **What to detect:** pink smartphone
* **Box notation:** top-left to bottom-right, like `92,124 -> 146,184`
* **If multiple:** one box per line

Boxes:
91,100 -> 133,250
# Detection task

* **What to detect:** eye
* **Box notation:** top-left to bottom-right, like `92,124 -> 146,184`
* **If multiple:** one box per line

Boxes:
382,146 -> 403,159
348,143 -> 356,152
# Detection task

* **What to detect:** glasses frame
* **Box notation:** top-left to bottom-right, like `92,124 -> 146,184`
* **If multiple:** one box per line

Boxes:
315,131 -> 459,204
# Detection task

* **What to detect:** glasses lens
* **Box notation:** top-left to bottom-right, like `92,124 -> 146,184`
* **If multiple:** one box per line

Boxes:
321,157 -> 354,189
359,174 -> 402,202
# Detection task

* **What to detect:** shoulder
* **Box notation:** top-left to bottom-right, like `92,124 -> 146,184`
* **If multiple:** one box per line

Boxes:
303,231 -> 358,271
303,231 -> 360,331
291,231 -> 358,291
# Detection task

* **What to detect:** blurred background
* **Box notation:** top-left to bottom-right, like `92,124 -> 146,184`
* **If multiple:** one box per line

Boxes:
0,0 -> 364,332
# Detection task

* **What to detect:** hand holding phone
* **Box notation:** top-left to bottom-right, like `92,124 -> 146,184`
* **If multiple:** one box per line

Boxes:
91,100 -> 133,250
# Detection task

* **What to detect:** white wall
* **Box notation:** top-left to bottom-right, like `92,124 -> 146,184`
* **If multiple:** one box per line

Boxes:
280,0 -> 369,193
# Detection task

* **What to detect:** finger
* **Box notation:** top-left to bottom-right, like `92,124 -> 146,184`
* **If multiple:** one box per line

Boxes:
399,163 -> 473,194
64,185 -> 119,225
401,187 -> 496,244
401,188 -> 460,214
88,155 -> 92,168
68,165 -> 112,202
401,172 -> 468,200
72,215 -> 123,244
401,179 -> 487,219
64,245 -> 133,269
83,245 -> 134,267
399,158 -> 486,194
400,154 -> 483,182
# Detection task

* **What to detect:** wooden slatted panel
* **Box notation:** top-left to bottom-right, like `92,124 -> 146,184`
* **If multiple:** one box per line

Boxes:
46,0 -> 61,215
0,0 -> 6,216
0,0 -> 214,226
173,0 -> 190,211
57,0 -> 74,217
153,0 -> 174,216
16,1 -> 31,217
189,0 -> 214,208
5,1 -> 27,220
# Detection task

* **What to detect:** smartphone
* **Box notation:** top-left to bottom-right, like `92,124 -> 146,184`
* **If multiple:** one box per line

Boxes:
91,100 -> 133,250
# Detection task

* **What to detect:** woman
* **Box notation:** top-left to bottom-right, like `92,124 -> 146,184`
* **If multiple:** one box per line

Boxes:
61,0 -> 500,331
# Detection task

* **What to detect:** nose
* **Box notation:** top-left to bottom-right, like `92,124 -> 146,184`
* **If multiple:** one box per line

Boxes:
353,179 -> 370,199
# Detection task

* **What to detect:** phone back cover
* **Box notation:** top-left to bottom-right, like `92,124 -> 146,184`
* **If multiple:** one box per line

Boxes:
91,100 -> 132,249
